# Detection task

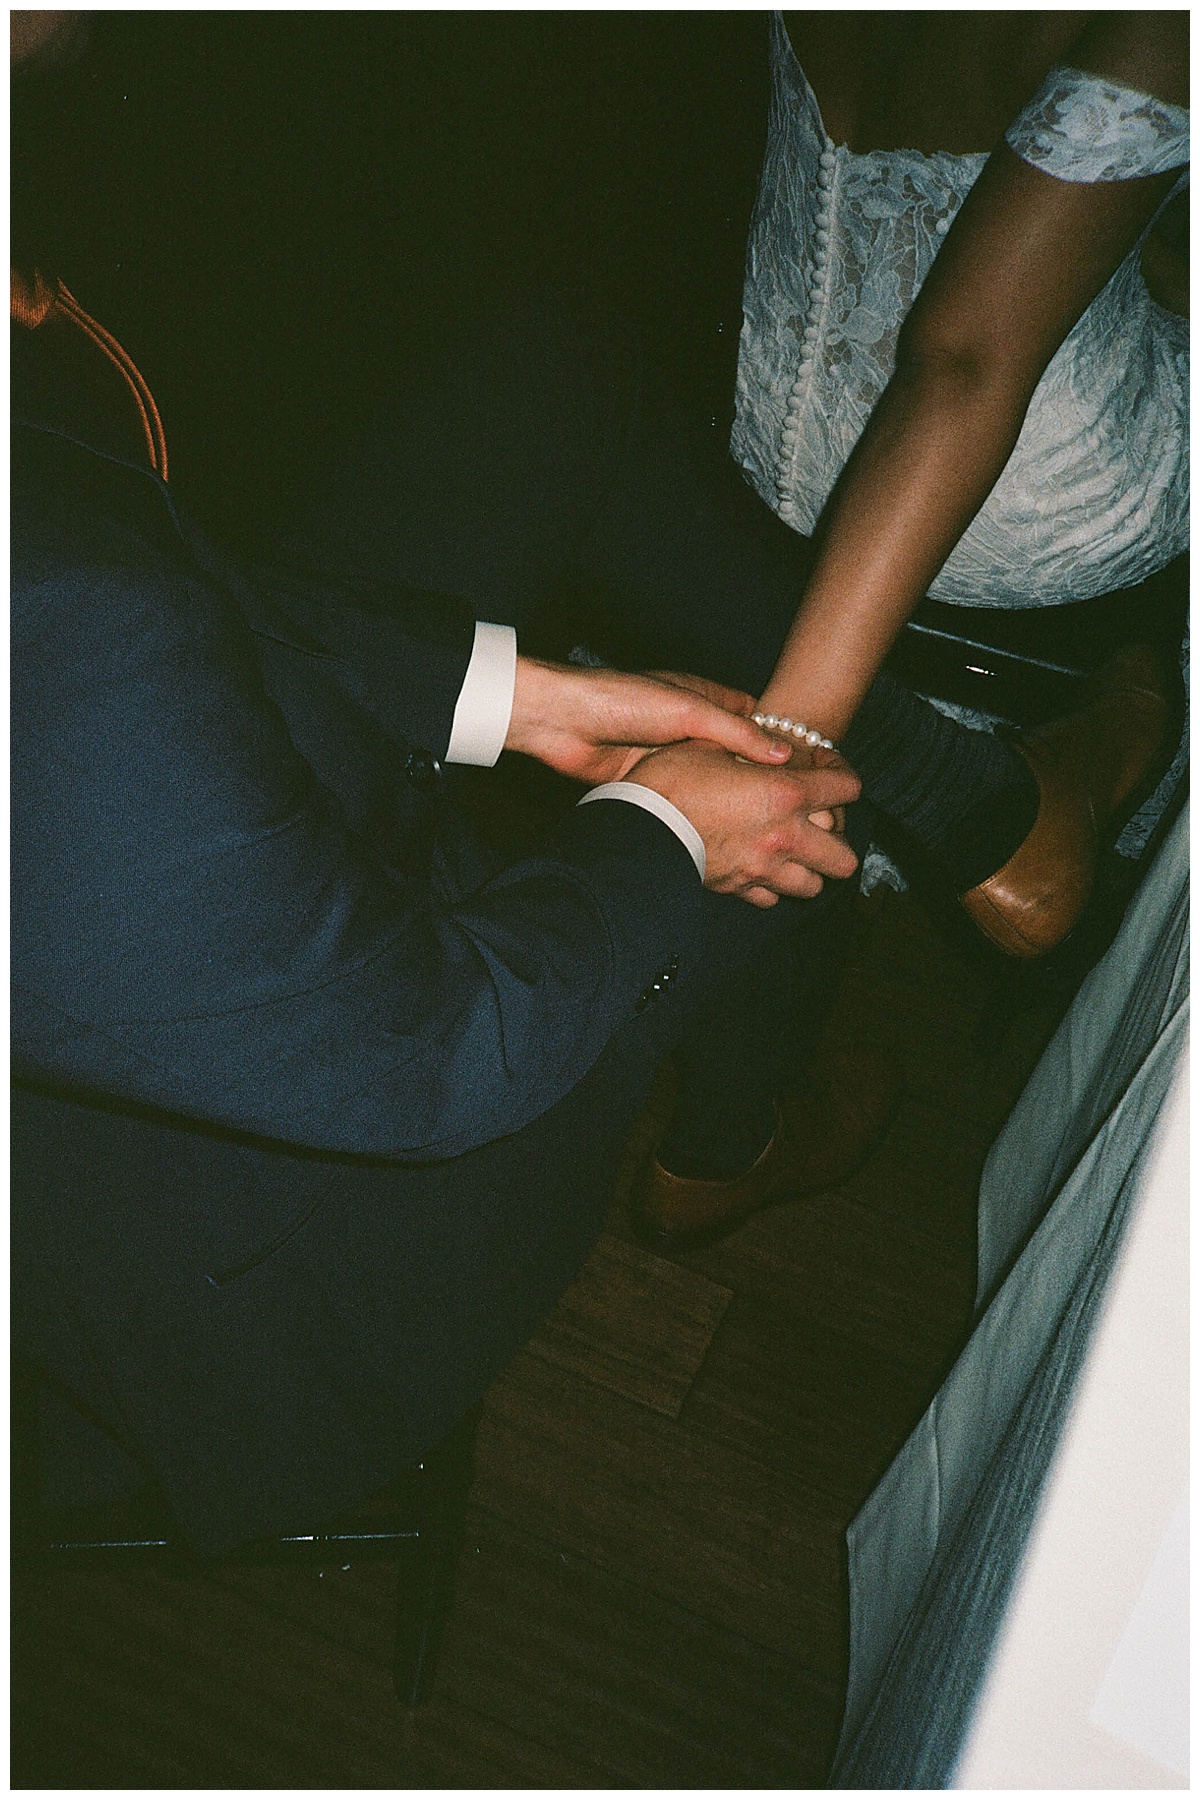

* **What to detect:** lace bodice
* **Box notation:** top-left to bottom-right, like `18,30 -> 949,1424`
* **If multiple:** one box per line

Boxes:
732,19 -> 1189,606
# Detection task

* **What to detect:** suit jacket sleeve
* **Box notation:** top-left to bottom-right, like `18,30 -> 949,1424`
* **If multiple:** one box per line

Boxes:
13,432 -> 705,1161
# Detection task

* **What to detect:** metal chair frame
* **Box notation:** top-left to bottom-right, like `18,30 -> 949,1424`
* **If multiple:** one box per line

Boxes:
12,1373 -> 477,1705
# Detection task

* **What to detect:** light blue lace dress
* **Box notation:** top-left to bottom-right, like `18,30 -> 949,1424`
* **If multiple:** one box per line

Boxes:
732,18 -> 1189,608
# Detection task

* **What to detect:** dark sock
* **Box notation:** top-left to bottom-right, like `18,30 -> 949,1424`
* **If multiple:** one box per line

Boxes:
656,858 -> 856,1183
843,672 -> 1040,889
657,1092 -> 776,1181
658,929 -> 792,1183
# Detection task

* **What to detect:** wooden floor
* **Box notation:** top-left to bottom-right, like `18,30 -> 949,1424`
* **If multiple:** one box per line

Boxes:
12,887 -> 1074,1790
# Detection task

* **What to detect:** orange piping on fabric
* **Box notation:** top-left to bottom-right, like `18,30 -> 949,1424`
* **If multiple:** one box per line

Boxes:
53,281 -> 169,481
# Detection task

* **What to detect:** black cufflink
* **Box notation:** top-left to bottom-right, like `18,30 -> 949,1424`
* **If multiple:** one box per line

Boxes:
404,750 -> 444,791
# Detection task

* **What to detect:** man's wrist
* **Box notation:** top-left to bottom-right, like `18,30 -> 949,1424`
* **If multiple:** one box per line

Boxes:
502,654 -> 575,761
578,782 -> 706,880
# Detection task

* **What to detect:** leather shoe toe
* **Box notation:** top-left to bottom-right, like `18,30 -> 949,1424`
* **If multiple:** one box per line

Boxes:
630,1046 -> 900,1251
960,646 -> 1174,959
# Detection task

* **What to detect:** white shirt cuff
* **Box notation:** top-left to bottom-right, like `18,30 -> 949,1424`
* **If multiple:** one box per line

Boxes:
577,782 -> 706,881
445,621 -> 518,767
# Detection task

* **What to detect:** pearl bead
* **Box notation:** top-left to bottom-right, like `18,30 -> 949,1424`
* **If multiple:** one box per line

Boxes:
750,711 -> 837,755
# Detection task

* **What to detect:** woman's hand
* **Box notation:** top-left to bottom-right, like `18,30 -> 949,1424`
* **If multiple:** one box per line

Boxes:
503,657 -> 795,784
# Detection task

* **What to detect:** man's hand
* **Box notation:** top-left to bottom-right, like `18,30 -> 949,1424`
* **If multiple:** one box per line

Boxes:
626,739 -> 861,906
504,657 -> 793,782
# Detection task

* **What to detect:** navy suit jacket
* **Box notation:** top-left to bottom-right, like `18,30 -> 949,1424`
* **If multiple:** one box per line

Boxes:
12,377 -> 704,1157
12,321 -> 708,1546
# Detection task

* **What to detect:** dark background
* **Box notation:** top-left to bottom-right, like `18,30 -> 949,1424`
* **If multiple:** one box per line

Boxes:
14,12 -> 770,537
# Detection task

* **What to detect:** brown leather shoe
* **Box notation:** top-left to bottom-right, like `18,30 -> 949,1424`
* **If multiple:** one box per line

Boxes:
960,647 -> 1174,959
629,1046 -> 900,1252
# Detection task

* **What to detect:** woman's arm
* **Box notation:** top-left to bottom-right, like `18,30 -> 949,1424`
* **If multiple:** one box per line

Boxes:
758,12 -> 1187,742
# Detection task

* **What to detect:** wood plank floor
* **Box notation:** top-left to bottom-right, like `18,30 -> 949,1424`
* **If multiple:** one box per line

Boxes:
12,887 -> 1074,1790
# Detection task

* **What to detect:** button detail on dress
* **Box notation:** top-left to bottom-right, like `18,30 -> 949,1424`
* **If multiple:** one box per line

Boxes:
732,29 -> 1184,607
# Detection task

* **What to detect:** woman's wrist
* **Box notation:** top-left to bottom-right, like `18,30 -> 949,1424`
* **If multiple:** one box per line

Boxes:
757,631 -> 877,743
750,709 -> 838,752
756,670 -> 850,745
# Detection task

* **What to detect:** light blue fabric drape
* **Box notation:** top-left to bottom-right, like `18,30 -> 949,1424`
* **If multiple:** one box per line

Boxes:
830,801 -> 1189,1789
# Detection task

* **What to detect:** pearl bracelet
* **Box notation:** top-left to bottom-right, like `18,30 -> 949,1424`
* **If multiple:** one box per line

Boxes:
752,711 -> 837,751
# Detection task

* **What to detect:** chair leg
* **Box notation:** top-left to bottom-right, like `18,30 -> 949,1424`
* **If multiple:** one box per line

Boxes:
392,1408 -> 478,1705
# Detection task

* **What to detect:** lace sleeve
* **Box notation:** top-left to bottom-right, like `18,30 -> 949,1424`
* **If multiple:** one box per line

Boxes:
1006,66 -> 1189,182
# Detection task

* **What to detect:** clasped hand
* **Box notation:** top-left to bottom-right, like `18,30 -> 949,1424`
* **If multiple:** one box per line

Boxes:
504,657 -> 860,905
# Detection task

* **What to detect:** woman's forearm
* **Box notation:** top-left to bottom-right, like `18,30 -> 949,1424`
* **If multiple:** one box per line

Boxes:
757,101 -> 1184,746
758,353 -> 1032,742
